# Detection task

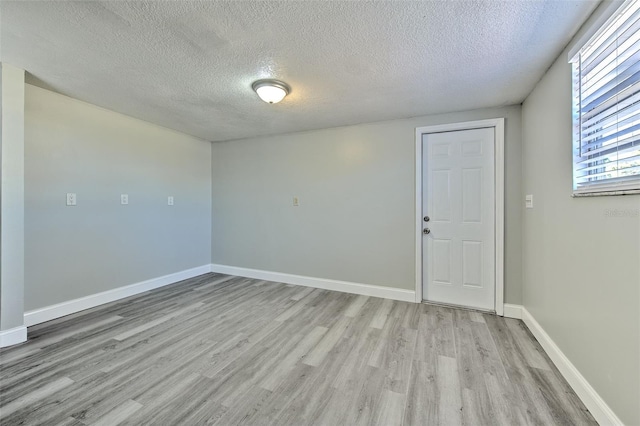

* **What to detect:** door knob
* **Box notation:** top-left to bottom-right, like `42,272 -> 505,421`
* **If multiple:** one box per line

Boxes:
423,228 -> 430,235
424,216 -> 430,222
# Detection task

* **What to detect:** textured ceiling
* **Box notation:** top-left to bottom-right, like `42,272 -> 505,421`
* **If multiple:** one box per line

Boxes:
1,1 -> 599,142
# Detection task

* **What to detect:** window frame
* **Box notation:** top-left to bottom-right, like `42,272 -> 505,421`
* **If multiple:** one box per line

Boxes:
569,0 -> 640,197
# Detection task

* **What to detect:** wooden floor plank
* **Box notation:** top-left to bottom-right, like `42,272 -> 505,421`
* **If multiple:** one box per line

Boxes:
91,399 -> 142,426
0,377 -> 74,419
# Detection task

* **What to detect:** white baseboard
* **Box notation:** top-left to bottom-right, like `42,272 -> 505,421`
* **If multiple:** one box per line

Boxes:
503,303 -> 523,319
0,325 -> 27,348
210,264 -> 416,303
24,264 -> 212,327
521,307 -> 623,426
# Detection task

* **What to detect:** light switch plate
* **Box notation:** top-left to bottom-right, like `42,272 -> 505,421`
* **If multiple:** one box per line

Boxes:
293,196 -> 299,207
66,193 -> 77,206
525,194 -> 533,209
121,194 -> 129,205
168,196 -> 174,206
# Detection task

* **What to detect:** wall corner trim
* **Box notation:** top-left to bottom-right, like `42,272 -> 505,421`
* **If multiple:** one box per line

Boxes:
503,303 -> 523,319
23,264 -> 212,327
0,325 -> 27,348
210,264 -> 416,302
521,307 -> 624,426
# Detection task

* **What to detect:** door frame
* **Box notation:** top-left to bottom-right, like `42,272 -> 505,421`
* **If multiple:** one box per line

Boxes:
415,118 -> 505,315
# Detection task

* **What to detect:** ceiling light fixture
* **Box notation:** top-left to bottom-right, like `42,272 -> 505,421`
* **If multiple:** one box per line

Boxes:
252,79 -> 290,104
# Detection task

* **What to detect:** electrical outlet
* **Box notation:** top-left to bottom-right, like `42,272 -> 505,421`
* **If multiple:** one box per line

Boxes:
121,194 -> 129,205
168,196 -> 174,206
66,193 -> 77,206
525,194 -> 533,209
293,196 -> 299,207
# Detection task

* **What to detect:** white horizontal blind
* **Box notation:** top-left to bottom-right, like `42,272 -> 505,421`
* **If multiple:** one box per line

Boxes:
572,0 -> 640,194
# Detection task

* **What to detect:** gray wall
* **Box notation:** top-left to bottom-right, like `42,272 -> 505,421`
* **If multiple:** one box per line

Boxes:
24,85 -> 212,311
212,106 -> 523,303
521,4 -> 640,424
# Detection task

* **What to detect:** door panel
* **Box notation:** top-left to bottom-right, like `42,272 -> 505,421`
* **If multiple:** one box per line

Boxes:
432,239 -> 452,285
462,168 -> 482,222
431,170 -> 452,222
462,240 -> 483,287
422,127 -> 495,311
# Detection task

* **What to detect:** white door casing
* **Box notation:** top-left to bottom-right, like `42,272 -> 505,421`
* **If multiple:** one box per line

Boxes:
415,119 -> 504,315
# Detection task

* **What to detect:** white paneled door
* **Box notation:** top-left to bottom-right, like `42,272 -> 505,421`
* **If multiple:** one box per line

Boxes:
422,127 -> 495,311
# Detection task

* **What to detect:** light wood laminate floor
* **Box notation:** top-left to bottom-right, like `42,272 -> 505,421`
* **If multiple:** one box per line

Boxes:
0,273 -> 596,426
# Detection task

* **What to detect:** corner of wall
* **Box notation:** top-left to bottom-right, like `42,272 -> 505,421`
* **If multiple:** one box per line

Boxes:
0,63 -> 27,347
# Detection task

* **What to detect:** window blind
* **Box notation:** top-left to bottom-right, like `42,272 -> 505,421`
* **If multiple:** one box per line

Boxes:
572,0 -> 640,194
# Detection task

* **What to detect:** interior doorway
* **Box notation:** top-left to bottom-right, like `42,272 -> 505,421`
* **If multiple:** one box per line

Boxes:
415,119 -> 504,314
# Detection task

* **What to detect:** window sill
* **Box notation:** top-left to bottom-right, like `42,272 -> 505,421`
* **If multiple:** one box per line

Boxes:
572,189 -> 640,197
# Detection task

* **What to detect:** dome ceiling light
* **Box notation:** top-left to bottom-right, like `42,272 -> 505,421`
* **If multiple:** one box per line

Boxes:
252,79 -> 290,104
